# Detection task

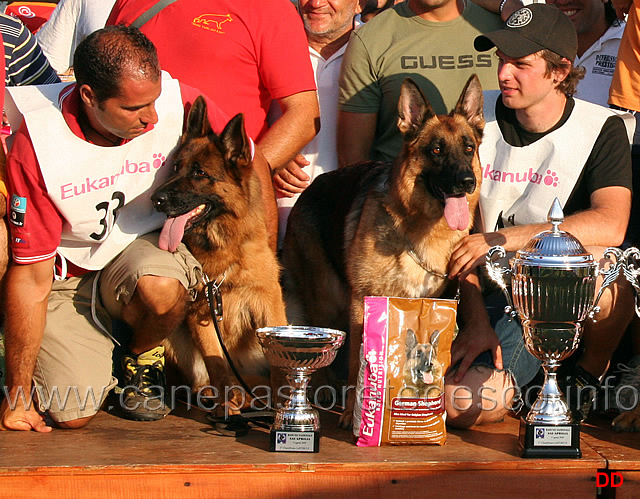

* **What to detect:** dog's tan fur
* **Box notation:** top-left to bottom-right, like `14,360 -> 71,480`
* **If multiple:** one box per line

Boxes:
612,406 -> 640,432
281,76 -> 485,427
152,97 -> 286,412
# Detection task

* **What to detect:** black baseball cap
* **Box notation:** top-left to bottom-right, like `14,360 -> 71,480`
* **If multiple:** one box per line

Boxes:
474,4 -> 578,61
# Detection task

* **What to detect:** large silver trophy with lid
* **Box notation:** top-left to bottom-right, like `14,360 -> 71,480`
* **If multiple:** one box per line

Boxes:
256,326 -> 345,453
486,199 -> 623,458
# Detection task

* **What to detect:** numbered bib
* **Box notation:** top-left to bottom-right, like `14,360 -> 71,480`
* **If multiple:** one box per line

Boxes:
6,74 -> 184,270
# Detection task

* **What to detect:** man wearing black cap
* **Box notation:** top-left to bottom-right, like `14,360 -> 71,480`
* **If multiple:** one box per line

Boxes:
446,3 -> 634,427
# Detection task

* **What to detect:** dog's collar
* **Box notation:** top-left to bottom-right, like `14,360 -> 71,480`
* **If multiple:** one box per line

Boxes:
197,270 -> 227,321
404,237 -> 448,280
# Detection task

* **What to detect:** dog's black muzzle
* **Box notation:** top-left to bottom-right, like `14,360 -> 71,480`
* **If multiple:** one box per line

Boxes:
455,170 -> 476,195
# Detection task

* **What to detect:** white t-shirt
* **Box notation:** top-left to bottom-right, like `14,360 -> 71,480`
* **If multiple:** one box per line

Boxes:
276,43 -> 347,246
574,21 -> 625,107
36,0 -> 116,74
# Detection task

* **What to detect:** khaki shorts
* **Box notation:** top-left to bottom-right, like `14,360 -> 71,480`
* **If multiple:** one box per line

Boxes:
34,233 -> 201,423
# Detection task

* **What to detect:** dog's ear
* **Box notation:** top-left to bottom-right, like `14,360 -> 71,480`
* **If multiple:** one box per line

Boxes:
453,74 -> 485,137
183,95 -> 214,143
405,328 -> 418,356
397,78 -> 434,137
429,329 -> 441,350
219,113 -> 251,168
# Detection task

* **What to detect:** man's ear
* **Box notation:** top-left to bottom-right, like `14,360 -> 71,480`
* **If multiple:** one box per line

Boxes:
553,60 -> 571,84
356,0 -> 366,14
78,84 -> 98,108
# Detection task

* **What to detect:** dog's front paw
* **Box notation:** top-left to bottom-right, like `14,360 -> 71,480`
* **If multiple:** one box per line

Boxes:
338,408 -> 354,429
338,391 -> 356,429
612,408 -> 640,432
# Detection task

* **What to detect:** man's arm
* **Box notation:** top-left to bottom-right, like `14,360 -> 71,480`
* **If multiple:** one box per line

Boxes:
448,185 -> 631,278
450,272 -> 503,382
252,147 -> 279,251
258,90 -> 320,172
469,0 -> 524,20
337,110 -> 377,168
2,16 -> 60,86
0,258 -> 54,432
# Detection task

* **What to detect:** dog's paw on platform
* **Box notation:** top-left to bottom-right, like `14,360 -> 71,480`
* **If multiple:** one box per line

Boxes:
612,407 -> 640,432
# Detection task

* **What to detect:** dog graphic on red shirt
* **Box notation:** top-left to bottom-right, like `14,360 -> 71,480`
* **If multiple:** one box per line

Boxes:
193,13 -> 233,31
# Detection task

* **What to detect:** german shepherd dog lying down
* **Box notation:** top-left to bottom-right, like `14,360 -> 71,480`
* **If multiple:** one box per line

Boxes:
152,96 -> 287,415
281,75 -> 485,428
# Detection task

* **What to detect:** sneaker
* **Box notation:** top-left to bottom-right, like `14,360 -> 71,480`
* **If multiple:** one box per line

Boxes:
121,346 -> 171,421
608,355 -> 640,412
562,365 -> 601,422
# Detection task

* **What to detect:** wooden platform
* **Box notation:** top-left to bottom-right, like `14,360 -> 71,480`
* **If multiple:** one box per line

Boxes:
2,401 -> 640,498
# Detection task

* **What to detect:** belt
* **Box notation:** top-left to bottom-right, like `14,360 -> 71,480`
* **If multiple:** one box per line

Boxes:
610,104 -> 638,116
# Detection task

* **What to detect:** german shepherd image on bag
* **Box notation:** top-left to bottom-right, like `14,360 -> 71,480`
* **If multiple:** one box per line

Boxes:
152,96 -> 287,415
280,75 -> 485,428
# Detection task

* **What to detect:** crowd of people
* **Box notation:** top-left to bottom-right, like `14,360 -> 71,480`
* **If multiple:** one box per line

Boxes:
0,0 -> 638,434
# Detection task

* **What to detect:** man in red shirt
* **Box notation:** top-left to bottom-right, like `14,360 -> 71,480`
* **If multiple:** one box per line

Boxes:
107,0 -> 320,249
0,25 -> 265,430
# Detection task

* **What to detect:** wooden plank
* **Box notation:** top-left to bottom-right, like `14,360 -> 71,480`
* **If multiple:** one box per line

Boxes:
0,404 -> 607,497
0,407 -> 604,472
0,469 -> 597,499
608,471 -> 640,498
580,415 -> 640,470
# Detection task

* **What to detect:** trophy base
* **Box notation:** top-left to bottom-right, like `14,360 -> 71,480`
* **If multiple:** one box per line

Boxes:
270,429 -> 320,453
518,419 -> 581,459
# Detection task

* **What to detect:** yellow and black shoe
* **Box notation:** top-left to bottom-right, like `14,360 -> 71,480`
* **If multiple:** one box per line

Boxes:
121,346 -> 171,421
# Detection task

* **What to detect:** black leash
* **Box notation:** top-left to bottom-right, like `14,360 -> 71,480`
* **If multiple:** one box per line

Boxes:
204,277 -> 256,397
203,276 -> 274,436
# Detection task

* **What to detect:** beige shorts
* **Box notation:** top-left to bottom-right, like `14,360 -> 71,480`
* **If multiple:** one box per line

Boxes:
34,233 -> 201,423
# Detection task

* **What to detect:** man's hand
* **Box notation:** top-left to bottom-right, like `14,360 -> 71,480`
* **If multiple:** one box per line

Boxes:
450,321 -> 503,383
272,154 -> 310,198
0,397 -> 51,432
611,0 -> 633,18
449,232 -> 507,279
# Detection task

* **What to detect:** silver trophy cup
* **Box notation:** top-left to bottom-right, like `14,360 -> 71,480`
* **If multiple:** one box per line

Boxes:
256,326 -> 345,453
486,199 -> 622,458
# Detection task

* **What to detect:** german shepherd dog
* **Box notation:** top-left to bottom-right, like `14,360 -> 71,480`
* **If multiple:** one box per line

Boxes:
280,75 -> 484,427
400,329 -> 443,399
152,96 -> 287,414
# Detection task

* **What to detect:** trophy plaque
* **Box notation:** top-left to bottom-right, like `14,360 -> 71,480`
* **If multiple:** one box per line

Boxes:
486,199 -> 622,458
256,326 -> 345,453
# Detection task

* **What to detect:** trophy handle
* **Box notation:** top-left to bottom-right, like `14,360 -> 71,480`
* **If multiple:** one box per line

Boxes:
589,247 -> 624,320
486,245 -> 517,319
623,246 -> 640,317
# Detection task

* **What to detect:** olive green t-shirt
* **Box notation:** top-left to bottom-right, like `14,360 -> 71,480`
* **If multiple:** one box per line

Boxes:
339,1 -> 502,162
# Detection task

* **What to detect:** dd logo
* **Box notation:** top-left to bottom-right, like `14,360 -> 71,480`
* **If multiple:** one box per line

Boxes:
596,471 -> 624,488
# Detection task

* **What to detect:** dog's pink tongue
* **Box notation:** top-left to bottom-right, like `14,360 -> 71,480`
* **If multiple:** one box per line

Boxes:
159,213 -> 192,252
443,195 -> 469,231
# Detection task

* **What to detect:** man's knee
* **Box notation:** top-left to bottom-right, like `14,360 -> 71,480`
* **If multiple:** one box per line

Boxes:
54,414 -> 95,429
445,366 -> 516,428
132,275 -> 187,316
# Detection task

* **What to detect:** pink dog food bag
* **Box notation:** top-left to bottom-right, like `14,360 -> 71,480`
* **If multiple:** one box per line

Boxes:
354,296 -> 457,446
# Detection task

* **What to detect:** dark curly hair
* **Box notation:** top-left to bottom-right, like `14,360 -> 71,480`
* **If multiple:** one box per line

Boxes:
73,25 -> 160,103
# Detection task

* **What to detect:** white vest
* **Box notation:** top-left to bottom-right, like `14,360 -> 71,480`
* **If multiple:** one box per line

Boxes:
478,91 -> 631,231
5,73 -> 183,270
